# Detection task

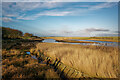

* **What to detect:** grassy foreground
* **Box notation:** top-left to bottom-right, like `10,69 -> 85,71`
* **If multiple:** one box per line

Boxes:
35,43 -> 118,78
2,49 -> 59,79
2,39 -> 60,79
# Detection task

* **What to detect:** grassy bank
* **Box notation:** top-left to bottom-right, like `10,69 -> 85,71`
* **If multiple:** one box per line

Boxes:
56,40 -> 98,43
35,43 -> 118,78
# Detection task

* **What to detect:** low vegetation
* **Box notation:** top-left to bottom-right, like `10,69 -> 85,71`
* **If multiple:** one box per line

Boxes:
56,40 -> 98,43
2,27 -> 60,79
2,49 -> 59,79
2,27 -> 23,39
2,27 -> 119,79
24,33 -> 33,37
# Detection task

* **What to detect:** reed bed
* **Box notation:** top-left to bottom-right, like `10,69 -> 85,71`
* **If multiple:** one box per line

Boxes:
35,43 -> 118,78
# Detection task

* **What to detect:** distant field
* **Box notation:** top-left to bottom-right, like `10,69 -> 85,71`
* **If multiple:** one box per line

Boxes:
41,36 -> 120,42
35,43 -> 118,78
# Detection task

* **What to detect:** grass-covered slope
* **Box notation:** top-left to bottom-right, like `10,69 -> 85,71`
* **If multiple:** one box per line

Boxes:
2,27 -> 23,39
36,43 -> 118,78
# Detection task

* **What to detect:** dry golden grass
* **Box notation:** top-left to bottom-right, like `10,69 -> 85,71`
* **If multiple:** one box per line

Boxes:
41,37 -> 91,40
35,43 -> 118,78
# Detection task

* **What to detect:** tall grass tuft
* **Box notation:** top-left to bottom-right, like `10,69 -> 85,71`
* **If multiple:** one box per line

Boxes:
36,43 -> 118,78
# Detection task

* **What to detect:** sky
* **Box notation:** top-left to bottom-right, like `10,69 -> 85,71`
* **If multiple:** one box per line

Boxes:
1,2 -> 119,37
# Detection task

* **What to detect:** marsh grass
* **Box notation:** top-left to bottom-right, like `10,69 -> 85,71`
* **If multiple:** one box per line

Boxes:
35,43 -> 118,78
56,40 -> 98,43
2,37 -> 119,78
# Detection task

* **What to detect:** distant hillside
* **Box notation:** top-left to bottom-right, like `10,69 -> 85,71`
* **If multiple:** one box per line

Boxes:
2,27 -> 23,39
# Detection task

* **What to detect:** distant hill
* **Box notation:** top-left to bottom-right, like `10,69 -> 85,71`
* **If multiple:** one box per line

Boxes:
2,27 -> 23,39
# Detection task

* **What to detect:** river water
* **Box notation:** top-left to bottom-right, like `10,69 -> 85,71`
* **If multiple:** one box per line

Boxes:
42,39 -> 119,47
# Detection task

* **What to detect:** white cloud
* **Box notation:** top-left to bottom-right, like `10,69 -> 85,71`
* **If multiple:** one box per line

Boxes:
85,28 -> 110,32
17,17 -> 33,20
6,14 -> 17,17
16,13 -> 34,20
16,10 -> 72,20
37,11 -> 72,16
96,33 -> 119,37
2,2 -> 117,21
2,17 -> 12,22
89,2 -> 117,10
2,2 -> 65,20
3,2 -> 63,12
2,0 -> 120,2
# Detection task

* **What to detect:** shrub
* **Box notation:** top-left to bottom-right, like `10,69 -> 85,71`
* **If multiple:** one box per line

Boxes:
2,27 -> 23,39
24,33 -> 33,37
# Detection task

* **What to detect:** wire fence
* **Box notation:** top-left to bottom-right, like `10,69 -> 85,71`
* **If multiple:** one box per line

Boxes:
29,49 -> 91,78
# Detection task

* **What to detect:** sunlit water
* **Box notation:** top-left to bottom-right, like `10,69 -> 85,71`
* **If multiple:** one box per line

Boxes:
26,52 -> 46,64
42,39 -> 58,43
26,52 -> 37,59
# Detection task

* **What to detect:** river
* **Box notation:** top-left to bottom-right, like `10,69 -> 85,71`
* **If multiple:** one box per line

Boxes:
42,39 -> 119,47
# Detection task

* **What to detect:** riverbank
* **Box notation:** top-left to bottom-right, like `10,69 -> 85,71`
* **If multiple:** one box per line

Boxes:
56,40 -> 99,43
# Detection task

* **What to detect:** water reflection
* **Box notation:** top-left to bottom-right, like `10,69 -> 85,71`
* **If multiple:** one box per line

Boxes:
42,39 -> 58,43
26,52 -> 37,60
26,52 -> 31,55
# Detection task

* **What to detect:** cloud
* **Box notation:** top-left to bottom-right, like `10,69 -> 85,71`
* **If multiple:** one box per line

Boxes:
96,33 -> 119,37
85,28 -> 110,32
113,31 -> 120,34
89,2 -> 117,10
16,10 -> 72,20
17,17 -> 33,20
2,2 -> 63,12
2,17 -> 12,22
17,14 -> 35,20
36,10 -> 71,16
47,26 -> 113,37
5,14 -> 17,17
2,2 -> 117,21
62,30 -> 74,34
2,2 -> 65,20
94,30 -> 120,37
2,0 -> 120,2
